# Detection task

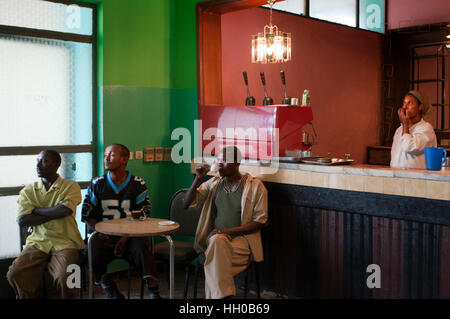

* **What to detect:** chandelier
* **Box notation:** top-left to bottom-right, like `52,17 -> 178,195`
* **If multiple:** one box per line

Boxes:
252,0 -> 291,64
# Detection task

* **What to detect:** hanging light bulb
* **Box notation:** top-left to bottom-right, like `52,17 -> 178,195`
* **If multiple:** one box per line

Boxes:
252,0 -> 291,64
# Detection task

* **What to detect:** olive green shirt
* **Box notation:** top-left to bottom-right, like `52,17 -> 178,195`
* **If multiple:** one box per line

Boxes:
214,178 -> 244,230
17,175 -> 84,253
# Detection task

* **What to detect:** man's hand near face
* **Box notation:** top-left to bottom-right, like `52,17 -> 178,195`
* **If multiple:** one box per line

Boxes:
398,107 -> 413,134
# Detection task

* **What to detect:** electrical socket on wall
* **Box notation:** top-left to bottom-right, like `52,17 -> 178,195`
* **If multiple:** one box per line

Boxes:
135,151 -> 143,160
129,152 -> 134,160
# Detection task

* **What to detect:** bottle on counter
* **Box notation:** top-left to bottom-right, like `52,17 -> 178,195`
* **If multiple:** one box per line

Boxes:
302,89 -> 310,106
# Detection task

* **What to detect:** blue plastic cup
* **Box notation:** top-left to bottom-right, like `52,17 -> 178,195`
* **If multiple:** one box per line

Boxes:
424,147 -> 447,171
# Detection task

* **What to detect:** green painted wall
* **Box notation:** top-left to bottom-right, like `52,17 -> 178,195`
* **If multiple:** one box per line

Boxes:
171,0 -> 204,192
171,0 -> 200,90
77,0 -> 204,221
103,0 -> 172,88
77,0 -> 204,272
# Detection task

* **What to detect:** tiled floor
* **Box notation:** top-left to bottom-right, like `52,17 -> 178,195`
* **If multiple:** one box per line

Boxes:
86,264 -> 283,299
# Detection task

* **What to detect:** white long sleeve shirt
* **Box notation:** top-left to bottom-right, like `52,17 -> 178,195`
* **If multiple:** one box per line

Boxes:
390,119 -> 437,169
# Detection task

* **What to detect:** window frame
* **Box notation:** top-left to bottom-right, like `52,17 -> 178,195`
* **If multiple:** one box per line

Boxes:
270,0 -> 387,34
0,0 -> 98,197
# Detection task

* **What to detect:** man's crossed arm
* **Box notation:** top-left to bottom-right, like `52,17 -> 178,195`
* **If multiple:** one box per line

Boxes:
18,204 -> 73,227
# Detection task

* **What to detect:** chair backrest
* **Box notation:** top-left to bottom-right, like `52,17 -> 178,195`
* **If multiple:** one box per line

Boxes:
168,189 -> 201,237
19,226 -> 32,252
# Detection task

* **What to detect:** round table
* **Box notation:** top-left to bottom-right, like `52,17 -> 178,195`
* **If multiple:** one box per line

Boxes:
88,217 -> 180,299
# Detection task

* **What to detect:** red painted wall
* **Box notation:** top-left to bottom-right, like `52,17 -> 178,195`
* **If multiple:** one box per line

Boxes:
221,8 -> 383,163
388,0 -> 450,30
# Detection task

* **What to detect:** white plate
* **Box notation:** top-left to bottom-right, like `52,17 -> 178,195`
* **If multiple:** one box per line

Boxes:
158,220 -> 175,226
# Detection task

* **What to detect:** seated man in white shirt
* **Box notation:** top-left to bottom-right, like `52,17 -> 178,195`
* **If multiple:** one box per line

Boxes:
390,90 -> 437,169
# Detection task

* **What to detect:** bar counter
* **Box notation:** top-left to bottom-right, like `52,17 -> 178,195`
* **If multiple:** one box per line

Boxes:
191,158 -> 450,298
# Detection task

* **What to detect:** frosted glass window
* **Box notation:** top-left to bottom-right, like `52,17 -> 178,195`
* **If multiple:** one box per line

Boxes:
359,0 -> 385,34
0,35 -> 93,146
0,0 -> 93,35
0,153 -> 93,187
262,0 -> 306,15
0,0 -> 95,261
310,0 -> 356,27
0,196 -> 21,259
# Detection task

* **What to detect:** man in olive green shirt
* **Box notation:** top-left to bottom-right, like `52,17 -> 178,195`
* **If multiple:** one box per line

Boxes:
184,146 -> 268,299
6,150 -> 84,299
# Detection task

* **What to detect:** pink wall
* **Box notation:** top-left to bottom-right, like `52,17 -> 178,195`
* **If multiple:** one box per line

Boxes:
388,0 -> 450,29
221,8 -> 383,164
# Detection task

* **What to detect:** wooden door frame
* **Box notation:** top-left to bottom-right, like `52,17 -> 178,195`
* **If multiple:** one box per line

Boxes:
196,0 -> 278,109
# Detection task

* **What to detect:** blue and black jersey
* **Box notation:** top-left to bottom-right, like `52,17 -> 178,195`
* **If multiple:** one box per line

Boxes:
81,171 -> 150,223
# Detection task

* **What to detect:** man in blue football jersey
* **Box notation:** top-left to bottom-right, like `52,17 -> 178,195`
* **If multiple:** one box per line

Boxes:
82,144 -> 160,299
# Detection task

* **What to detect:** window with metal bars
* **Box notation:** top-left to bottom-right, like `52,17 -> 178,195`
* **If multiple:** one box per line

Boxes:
410,44 -> 449,131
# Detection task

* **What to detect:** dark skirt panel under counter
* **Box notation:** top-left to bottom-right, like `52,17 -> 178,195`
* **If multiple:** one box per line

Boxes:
259,182 -> 450,298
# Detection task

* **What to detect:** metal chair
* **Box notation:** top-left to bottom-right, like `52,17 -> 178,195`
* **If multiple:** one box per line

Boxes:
243,261 -> 261,298
153,188 -> 202,298
193,253 -> 261,299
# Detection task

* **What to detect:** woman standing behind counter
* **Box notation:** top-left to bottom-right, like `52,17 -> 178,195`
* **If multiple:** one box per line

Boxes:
390,90 -> 437,169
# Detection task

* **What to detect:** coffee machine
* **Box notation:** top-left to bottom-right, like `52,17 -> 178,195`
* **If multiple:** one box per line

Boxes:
199,104 -> 316,160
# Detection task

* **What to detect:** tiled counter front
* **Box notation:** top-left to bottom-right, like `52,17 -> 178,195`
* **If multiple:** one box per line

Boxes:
190,159 -> 450,298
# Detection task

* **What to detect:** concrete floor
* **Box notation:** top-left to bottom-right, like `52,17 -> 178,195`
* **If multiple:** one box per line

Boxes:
87,263 -> 283,299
